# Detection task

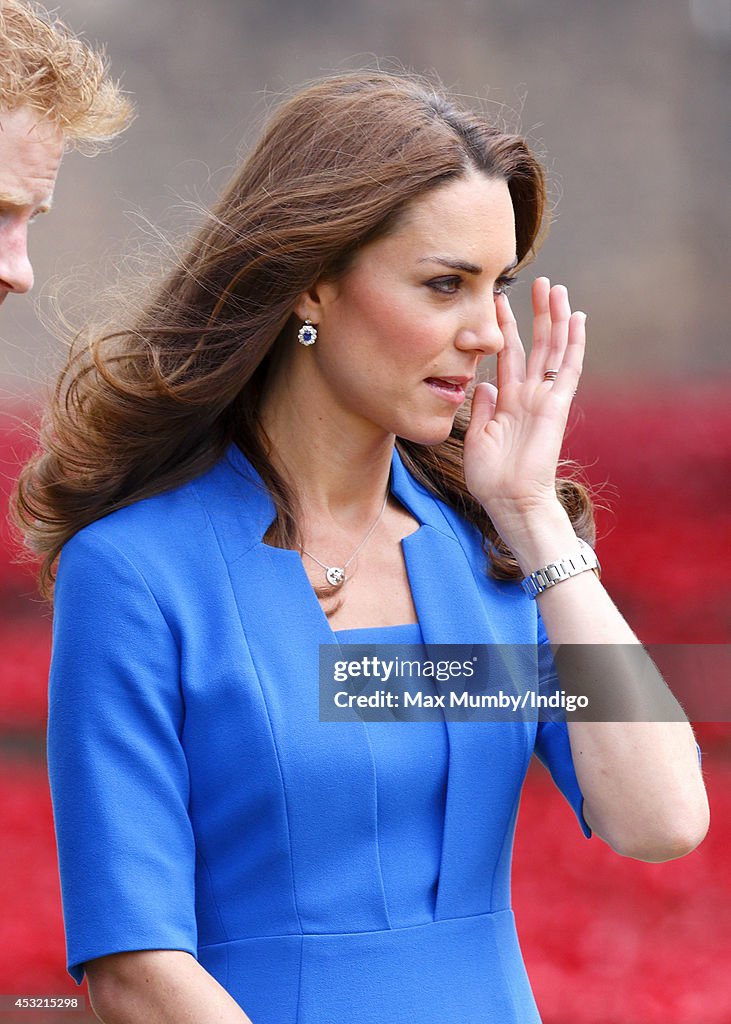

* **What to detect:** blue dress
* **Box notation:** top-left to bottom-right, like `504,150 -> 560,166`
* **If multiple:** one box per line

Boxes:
48,444 -> 591,1022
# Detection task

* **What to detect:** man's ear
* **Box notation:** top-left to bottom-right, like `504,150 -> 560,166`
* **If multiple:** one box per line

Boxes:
293,278 -> 339,323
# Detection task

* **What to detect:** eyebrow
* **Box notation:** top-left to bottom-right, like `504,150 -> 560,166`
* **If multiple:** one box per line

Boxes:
418,255 -> 519,276
0,191 -> 53,213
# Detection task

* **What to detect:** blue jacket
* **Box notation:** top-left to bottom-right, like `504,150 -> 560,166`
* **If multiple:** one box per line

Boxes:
48,442 -> 590,1022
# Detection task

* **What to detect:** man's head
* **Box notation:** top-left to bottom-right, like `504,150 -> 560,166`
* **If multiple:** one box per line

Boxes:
0,105 -> 62,301
0,0 -> 133,304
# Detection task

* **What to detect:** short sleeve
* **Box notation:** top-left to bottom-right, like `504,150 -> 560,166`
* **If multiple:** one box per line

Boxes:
533,612 -> 592,839
48,529 -> 197,984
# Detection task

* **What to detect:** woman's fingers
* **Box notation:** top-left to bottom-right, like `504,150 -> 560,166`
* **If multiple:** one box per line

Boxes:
467,381 -> 498,435
546,285 -> 572,376
494,280 -> 585,399
527,279 -> 579,386
495,292 -> 526,391
552,311 -> 586,399
527,277 -> 551,381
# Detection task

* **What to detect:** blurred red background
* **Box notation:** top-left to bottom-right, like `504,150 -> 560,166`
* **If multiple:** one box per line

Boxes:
1,385 -> 729,1023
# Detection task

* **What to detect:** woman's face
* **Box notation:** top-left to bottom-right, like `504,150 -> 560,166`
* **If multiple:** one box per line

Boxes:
297,171 -> 517,446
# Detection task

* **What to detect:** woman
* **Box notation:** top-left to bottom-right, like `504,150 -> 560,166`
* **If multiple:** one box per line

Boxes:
14,70 -> 708,1023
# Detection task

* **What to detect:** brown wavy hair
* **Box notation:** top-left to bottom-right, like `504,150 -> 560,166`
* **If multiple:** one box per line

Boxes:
12,69 -> 594,601
0,0 -> 133,149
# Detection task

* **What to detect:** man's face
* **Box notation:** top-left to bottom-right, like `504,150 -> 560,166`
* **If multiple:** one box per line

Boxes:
0,106 -> 64,306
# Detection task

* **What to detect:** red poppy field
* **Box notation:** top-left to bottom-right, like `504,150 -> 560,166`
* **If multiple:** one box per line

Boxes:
1,385 -> 729,1023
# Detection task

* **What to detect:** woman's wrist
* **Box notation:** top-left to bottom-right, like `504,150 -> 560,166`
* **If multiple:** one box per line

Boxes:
486,500 -> 581,576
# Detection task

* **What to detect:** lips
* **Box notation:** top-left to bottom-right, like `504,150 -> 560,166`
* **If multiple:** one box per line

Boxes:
424,376 -> 473,390
424,376 -> 473,403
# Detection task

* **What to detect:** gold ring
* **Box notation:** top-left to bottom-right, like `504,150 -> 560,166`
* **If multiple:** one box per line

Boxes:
543,369 -> 559,381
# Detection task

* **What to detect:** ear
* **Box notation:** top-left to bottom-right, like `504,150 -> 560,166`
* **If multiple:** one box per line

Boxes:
293,278 -> 340,324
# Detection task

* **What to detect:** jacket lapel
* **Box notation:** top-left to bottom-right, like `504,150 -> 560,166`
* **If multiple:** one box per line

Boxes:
391,448 -> 533,920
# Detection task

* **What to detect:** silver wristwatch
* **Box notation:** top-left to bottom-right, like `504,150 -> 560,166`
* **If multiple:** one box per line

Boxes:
521,538 -> 600,599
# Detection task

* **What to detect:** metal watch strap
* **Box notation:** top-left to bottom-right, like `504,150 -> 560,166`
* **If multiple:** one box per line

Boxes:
521,538 -> 600,599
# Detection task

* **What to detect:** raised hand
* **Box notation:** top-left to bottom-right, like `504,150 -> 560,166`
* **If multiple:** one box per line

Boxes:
463,277 -> 586,543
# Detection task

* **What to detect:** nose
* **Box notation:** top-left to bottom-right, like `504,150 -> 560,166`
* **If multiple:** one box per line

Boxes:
0,223 -> 35,295
454,296 -> 505,357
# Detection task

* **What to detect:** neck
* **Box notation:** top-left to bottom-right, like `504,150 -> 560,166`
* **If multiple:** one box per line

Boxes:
259,365 -> 395,529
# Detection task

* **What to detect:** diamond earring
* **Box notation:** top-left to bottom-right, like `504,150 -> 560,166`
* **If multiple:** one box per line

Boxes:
297,319 -> 317,346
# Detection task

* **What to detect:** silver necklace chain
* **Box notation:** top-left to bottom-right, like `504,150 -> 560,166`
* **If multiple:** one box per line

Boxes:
301,487 -> 390,589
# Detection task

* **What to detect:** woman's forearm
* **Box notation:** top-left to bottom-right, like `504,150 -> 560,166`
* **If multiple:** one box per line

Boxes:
500,502 -> 710,861
86,950 -> 254,1024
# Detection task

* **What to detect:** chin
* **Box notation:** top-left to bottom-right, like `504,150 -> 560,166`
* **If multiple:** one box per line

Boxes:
395,417 -> 457,447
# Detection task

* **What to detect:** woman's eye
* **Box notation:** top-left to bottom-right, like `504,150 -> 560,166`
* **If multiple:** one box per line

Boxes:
426,276 -> 461,294
494,276 -> 518,297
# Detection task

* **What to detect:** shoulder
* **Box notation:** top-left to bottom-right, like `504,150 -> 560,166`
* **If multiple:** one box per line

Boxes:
56,446 -> 260,601
62,474 -> 208,572
65,441 -> 268,553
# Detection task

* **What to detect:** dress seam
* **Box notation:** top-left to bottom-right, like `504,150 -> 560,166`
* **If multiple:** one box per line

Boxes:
294,934 -> 304,1024
358,716 -> 394,931
487,726 -> 533,908
196,907 -> 516,949
195,847 -> 231,963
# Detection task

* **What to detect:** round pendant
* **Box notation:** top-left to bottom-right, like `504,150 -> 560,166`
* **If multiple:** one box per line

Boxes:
326,566 -> 346,587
